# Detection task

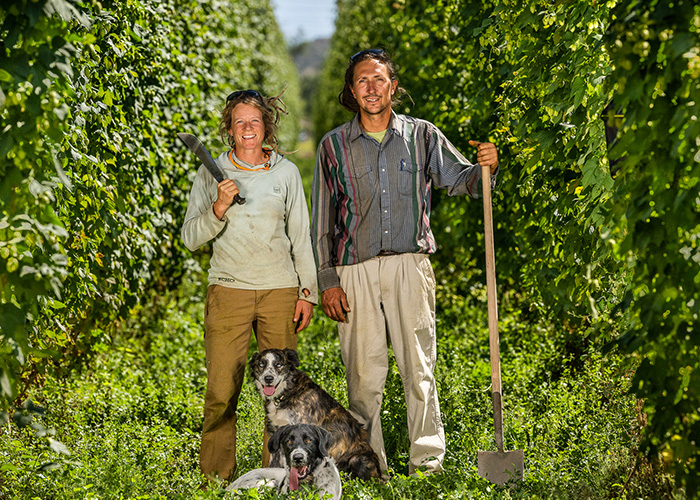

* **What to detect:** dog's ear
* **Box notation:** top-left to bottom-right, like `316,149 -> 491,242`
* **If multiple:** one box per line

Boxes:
315,426 -> 333,457
248,352 -> 261,374
268,425 -> 288,453
284,348 -> 300,368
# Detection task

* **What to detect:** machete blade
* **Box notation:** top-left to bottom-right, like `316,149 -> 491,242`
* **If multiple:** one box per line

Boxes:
177,132 -> 245,204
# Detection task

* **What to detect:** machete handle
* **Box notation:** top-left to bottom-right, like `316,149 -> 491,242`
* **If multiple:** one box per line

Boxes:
214,181 -> 246,205
208,168 -> 246,205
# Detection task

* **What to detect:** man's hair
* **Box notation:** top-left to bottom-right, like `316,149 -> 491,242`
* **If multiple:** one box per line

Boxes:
219,87 -> 288,152
338,49 -> 407,113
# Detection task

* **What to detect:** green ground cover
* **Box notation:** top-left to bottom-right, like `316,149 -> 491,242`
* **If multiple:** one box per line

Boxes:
1,256 -> 679,499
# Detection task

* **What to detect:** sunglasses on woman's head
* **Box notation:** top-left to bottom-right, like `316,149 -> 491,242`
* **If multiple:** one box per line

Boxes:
226,89 -> 263,102
350,48 -> 386,62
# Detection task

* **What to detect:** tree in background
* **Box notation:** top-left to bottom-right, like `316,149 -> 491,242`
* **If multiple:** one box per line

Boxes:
604,0 -> 699,491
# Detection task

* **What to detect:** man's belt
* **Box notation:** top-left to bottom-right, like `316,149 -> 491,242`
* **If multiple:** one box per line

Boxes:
377,250 -> 402,256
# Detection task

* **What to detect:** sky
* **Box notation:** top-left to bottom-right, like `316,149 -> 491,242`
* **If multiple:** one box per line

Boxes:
271,0 -> 337,43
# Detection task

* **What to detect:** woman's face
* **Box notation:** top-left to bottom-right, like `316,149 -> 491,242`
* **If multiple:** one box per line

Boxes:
229,103 -> 265,153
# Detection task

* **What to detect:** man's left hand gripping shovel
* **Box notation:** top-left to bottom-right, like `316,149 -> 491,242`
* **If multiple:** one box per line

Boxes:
177,132 -> 246,205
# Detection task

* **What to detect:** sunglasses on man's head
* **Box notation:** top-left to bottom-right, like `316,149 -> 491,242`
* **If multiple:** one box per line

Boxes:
226,89 -> 263,102
350,48 -> 386,62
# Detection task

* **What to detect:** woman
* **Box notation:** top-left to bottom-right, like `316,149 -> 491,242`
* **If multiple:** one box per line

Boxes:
181,89 -> 317,484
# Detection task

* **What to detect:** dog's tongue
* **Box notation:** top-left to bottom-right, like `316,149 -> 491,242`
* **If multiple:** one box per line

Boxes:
263,385 -> 275,396
289,467 -> 300,490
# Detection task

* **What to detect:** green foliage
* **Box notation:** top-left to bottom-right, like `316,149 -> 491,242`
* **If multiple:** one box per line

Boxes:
1,274 -> 209,498
315,0 -> 699,492
0,0 -> 83,414
603,0 -> 700,493
0,0 -> 301,419
0,269 -> 675,499
2,0 -> 696,495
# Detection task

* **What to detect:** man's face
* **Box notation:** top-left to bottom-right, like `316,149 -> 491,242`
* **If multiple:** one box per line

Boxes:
350,59 -> 398,117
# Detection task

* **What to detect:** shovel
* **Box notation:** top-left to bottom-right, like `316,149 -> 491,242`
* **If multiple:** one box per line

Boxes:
477,163 -> 524,485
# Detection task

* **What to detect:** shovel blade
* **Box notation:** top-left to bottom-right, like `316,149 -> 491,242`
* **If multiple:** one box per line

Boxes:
478,449 -> 524,485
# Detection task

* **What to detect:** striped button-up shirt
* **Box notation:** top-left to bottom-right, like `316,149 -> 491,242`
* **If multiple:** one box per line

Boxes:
311,112 -> 495,292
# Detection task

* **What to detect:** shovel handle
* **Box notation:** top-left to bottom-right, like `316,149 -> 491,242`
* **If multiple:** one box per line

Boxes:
482,164 -> 504,452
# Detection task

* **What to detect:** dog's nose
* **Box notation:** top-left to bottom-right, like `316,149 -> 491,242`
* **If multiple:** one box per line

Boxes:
264,375 -> 274,384
291,451 -> 305,464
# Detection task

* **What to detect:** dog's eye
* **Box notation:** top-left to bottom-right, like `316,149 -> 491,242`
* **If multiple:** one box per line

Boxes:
258,361 -> 265,367
305,438 -> 311,443
275,362 -> 283,369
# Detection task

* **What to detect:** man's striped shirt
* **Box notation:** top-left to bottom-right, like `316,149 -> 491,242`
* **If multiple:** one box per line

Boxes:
311,112 -> 495,292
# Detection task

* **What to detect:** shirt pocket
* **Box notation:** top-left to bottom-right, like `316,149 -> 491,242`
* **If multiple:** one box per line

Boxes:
343,163 -> 374,211
348,162 -> 372,180
398,159 -> 419,195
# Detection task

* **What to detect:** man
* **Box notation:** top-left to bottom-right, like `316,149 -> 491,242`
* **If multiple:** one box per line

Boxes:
311,49 -> 499,476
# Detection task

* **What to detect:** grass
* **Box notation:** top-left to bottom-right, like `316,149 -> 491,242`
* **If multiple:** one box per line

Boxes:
0,260 -> 682,499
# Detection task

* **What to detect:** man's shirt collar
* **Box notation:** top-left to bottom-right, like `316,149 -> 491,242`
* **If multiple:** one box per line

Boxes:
349,111 -> 405,142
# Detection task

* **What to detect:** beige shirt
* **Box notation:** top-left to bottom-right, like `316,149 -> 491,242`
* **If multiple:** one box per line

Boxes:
181,150 -> 318,304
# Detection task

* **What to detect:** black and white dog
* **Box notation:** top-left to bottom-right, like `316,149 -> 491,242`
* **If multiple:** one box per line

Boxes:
249,348 -> 381,480
226,424 -> 342,500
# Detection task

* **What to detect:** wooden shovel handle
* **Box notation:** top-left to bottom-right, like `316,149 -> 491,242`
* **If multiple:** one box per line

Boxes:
481,164 -> 504,452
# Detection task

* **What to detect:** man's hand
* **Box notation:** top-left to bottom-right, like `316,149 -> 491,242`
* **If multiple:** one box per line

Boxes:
468,140 -> 499,174
321,286 -> 351,323
213,179 -> 240,220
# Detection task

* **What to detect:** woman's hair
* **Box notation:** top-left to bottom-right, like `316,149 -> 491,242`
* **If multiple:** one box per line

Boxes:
338,49 -> 408,113
219,86 -> 288,152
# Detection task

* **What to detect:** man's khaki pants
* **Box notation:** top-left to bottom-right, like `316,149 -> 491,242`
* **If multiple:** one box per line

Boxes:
200,285 -> 298,482
336,253 -> 446,474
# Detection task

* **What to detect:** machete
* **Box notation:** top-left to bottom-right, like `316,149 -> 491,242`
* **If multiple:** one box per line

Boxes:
177,132 -> 246,205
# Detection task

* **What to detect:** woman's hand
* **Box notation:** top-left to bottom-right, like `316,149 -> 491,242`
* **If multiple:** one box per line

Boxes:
213,179 -> 240,220
294,289 -> 314,332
